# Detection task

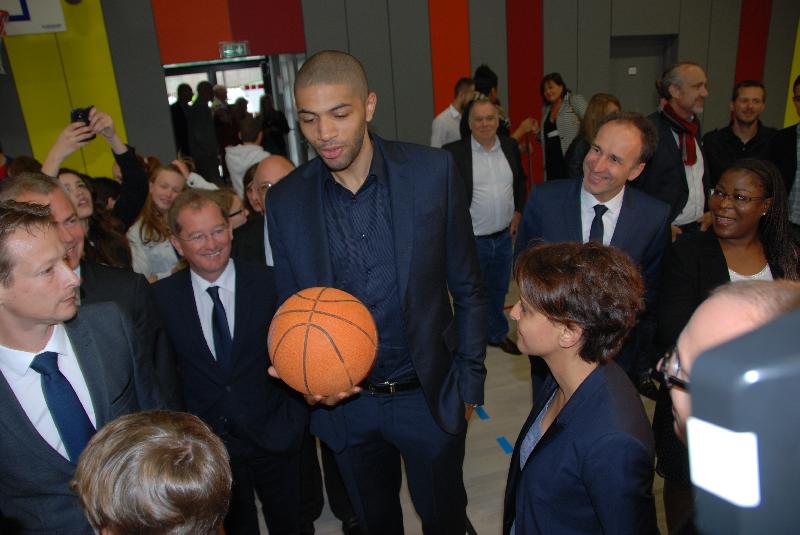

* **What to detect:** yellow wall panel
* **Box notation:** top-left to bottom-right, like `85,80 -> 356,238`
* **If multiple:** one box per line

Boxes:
783,19 -> 800,127
4,0 -> 127,177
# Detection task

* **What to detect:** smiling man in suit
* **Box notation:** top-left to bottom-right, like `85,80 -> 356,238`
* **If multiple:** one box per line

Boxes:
152,189 -> 307,534
0,200 -> 165,534
516,112 -> 670,384
267,50 -> 487,535
444,96 -> 527,355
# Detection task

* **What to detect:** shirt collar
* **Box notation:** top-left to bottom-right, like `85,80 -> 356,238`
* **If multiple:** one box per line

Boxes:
470,135 -> 501,153
324,136 -> 386,194
447,104 -> 461,119
190,258 -> 236,294
580,183 -> 626,214
0,324 -> 71,379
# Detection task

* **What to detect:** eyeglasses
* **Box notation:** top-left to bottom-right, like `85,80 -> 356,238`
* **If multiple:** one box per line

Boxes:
229,209 -> 244,218
708,188 -> 768,206
177,226 -> 228,244
656,346 -> 690,391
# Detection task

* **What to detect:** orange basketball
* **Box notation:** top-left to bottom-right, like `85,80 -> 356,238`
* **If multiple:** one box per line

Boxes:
268,287 -> 378,396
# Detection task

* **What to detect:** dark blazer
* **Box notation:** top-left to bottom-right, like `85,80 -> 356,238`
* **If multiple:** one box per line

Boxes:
633,110 -> 709,223
80,260 -> 184,410
231,216 -> 266,265
654,230 -> 784,354
503,363 -> 658,535
267,136 -> 487,451
152,261 -> 307,459
515,178 -> 669,305
769,124 -> 798,195
0,303 -> 166,534
442,135 -> 527,213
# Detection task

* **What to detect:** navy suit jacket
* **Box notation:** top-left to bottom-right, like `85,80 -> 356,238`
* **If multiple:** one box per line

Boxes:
80,260 -> 184,410
503,363 -> 658,535
266,135 -> 487,451
769,123 -> 798,195
152,261 -> 307,458
231,216 -> 267,265
0,303 -> 167,534
442,135 -> 528,213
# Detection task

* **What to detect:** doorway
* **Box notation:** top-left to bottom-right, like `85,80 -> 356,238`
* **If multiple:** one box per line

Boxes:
609,35 -> 677,114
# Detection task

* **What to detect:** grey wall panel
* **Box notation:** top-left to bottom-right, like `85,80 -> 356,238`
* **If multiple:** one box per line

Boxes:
577,0 -> 611,98
101,0 -> 174,163
676,0 -> 712,64
611,0 -> 679,36
762,0 -> 800,128
543,0 -> 578,92
469,0 -> 509,117
703,0 -> 741,131
387,0 -> 433,145
346,0 -> 397,139
0,44 -> 32,158
301,0 -> 349,54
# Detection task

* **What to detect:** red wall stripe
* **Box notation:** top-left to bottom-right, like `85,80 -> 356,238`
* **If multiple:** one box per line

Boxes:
151,0 -> 233,65
734,0 -> 772,83
429,0 -> 471,119
506,0 -> 543,187
229,0 -> 305,55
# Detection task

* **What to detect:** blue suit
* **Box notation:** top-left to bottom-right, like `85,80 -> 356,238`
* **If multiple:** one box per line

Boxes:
267,135 -> 487,533
503,363 -> 658,534
515,178 -> 670,373
152,261 -> 307,534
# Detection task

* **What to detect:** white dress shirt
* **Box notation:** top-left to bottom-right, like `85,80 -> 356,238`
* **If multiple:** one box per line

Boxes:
580,185 -> 625,245
263,214 -> 274,266
672,130 -> 706,226
431,104 -> 462,148
190,259 -> 236,359
0,325 -> 97,460
470,135 -> 515,236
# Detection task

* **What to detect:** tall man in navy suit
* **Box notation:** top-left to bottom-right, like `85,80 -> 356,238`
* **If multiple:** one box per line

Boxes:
266,50 -> 487,534
516,112 -> 670,382
0,201 -> 165,534
152,190 -> 307,534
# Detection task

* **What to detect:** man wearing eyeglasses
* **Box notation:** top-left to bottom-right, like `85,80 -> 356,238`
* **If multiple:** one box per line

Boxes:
769,74 -> 800,239
151,189 -> 307,534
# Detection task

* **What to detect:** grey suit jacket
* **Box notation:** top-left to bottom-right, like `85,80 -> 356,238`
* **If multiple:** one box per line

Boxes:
0,302 -> 167,534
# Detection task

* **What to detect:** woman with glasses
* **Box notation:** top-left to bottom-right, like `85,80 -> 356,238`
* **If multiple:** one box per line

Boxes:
652,158 -> 800,531
504,242 -> 658,535
127,164 -> 187,282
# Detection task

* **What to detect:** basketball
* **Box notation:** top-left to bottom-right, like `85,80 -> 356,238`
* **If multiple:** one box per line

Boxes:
268,287 -> 378,396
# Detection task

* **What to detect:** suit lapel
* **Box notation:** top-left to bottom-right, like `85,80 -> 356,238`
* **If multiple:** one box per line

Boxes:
610,187 -> 635,249
231,262 -> 250,367
564,179 -> 583,242
295,163 -> 335,287
66,314 -> 111,428
175,270 -> 220,368
0,364 -> 74,473
382,139 -> 414,302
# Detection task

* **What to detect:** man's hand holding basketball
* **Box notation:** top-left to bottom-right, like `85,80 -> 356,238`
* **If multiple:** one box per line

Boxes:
268,365 -> 362,406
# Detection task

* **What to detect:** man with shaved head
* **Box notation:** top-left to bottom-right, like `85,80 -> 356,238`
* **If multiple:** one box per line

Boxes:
232,155 -> 295,266
267,49 -> 487,534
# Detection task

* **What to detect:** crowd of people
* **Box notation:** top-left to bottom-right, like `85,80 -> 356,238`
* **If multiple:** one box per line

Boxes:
0,49 -> 798,535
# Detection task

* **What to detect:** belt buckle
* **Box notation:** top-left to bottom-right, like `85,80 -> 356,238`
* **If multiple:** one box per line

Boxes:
388,381 -> 397,393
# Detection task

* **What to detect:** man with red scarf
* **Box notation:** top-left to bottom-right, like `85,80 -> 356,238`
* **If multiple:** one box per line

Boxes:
633,62 -> 711,242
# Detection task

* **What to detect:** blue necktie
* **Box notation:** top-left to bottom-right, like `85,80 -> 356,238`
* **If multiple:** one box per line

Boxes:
589,204 -> 608,243
207,286 -> 232,369
30,351 -> 95,463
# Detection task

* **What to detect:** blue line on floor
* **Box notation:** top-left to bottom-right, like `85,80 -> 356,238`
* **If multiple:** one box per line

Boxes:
475,406 -> 489,420
496,436 -> 513,454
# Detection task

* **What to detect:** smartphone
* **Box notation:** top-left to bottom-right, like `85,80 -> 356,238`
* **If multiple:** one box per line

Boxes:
70,106 -> 96,140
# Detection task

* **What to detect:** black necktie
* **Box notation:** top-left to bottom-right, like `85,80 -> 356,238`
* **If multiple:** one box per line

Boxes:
30,351 -> 95,462
207,286 -> 232,369
589,204 -> 608,243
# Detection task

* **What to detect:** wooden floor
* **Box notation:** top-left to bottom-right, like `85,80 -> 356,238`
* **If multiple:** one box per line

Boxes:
264,282 -> 668,534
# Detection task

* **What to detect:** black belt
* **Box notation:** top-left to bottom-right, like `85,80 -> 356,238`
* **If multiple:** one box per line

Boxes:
476,227 -> 509,240
365,378 -> 420,394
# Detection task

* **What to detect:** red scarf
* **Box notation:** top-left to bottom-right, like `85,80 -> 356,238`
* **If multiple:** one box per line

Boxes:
662,103 -> 700,165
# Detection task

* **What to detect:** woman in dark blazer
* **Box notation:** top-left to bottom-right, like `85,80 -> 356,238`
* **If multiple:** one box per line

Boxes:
653,159 -> 800,532
504,242 -> 658,535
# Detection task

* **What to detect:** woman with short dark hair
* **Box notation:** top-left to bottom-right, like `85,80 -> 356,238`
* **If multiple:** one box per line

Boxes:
503,242 -> 659,535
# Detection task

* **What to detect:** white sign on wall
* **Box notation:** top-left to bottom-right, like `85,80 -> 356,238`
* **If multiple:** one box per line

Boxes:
0,0 -> 66,36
